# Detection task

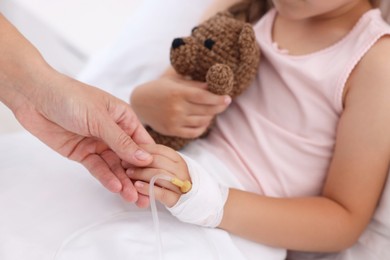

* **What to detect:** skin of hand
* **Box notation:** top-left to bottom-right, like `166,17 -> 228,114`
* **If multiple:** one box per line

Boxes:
130,71 -> 231,139
0,14 -> 154,203
15,73 -> 155,203
126,144 -> 191,208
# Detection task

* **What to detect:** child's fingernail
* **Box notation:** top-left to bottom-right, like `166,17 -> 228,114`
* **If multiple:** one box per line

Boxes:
135,181 -> 144,188
134,149 -> 151,161
126,168 -> 134,176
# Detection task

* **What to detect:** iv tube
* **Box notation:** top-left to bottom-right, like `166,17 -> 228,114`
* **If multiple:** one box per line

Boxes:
149,174 -> 170,260
149,174 -> 192,260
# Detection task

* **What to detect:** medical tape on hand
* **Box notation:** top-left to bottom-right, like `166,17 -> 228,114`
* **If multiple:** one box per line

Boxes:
165,153 -> 229,228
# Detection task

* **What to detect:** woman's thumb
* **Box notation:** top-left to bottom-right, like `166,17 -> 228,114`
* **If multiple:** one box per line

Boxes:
99,120 -> 152,166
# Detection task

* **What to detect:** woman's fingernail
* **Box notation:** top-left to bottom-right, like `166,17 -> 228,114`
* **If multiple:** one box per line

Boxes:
224,96 -> 232,105
134,149 -> 151,161
108,179 -> 122,193
135,181 -> 144,188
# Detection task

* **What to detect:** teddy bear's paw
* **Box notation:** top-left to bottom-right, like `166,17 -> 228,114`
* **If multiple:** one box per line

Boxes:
206,64 -> 234,96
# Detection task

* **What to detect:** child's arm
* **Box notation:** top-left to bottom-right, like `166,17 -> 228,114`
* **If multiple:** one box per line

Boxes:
131,37 -> 390,252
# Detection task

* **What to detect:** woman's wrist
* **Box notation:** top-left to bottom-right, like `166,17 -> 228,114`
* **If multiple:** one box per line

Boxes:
1,58 -> 57,119
0,14 -> 57,117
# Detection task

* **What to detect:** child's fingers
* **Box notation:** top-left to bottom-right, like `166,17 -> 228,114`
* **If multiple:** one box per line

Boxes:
127,167 -> 181,193
187,87 -> 231,106
151,154 -> 187,177
120,144 -> 178,169
122,144 -> 180,171
178,125 -> 210,139
139,145 -> 190,180
188,81 -> 208,90
134,181 -> 180,208
139,143 -> 181,162
183,115 -> 213,128
186,101 -> 231,117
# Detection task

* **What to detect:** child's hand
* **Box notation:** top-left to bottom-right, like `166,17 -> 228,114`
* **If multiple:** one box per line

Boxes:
130,72 -> 231,139
128,143 -> 229,228
127,144 -> 191,208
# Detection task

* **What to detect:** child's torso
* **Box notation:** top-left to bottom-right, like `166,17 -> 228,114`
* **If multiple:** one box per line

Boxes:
188,8 -> 390,197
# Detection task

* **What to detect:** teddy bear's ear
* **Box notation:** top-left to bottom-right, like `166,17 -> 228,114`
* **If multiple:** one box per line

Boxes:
233,23 -> 261,97
238,24 -> 258,53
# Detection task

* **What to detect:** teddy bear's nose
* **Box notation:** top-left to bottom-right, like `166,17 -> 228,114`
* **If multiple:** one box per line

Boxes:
172,38 -> 185,49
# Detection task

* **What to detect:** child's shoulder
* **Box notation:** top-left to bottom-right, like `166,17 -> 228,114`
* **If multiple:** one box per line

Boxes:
366,34 -> 390,57
359,35 -> 390,85
344,35 -> 390,107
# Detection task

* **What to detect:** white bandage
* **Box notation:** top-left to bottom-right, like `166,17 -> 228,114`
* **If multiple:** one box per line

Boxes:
166,153 -> 229,228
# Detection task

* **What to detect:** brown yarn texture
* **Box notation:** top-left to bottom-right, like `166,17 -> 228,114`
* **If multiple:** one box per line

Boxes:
147,11 -> 261,150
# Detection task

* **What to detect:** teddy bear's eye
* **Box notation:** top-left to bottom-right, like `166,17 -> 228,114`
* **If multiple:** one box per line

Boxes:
191,26 -> 198,34
204,38 -> 215,50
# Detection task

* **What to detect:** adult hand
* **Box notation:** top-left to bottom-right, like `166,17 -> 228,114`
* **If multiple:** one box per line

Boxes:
16,74 -> 155,203
0,14 -> 155,203
130,71 -> 231,139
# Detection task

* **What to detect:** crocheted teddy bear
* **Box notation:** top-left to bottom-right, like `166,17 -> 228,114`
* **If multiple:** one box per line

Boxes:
147,11 -> 260,150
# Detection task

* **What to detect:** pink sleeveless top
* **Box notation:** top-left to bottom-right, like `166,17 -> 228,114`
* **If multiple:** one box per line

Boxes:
193,8 -> 390,197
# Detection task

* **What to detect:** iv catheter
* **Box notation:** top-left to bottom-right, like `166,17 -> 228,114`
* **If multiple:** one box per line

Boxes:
170,177 -> 192,193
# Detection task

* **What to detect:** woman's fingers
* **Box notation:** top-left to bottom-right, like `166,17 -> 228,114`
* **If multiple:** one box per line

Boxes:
100,150 -> 139,203
135,193 -> 150,208
81,153 -> 122,193
95,111 -> 153,167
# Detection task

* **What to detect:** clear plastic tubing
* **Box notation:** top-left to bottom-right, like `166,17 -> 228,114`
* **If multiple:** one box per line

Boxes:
149,174 -> 172,260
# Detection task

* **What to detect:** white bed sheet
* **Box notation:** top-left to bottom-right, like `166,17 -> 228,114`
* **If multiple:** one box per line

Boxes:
0,131 -> 285,260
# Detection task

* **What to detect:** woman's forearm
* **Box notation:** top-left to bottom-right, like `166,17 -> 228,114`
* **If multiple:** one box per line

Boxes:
219,189 -> 362,252
0,14 -> 54,113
